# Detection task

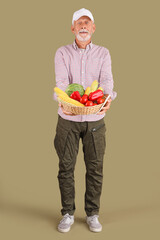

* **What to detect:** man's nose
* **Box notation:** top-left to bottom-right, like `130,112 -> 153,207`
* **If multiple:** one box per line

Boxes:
81,22 -> 87,29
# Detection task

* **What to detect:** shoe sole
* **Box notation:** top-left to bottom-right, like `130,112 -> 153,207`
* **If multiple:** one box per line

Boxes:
58,227 -> 71,233
89,226 -> 102,232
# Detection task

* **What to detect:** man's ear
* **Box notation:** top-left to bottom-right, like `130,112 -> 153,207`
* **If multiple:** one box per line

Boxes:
71,25 -> 75,34
92,23 -> 96,33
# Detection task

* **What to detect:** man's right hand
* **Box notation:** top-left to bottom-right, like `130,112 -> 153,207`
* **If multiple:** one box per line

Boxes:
59,103 -> 76,116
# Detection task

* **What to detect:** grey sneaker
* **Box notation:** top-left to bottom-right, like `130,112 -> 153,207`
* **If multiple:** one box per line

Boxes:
86,215 -> 102,232
58,213 -> 74,233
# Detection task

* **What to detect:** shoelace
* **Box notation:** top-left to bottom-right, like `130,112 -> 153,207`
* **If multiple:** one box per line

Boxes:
60,214 -> 72,224
88,215 -> 99,223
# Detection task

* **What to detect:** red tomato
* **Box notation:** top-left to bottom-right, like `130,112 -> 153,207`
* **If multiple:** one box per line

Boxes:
93,103 -> 98,105
85,101 -> 94,106
97,97 -> 105,104
80,95 -> 88,104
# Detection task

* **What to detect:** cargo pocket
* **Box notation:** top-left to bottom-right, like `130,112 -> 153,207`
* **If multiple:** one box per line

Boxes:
54,125 -> 69,159
90,123 -> 106,160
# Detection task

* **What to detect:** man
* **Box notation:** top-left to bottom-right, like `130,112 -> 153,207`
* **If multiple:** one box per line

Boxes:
53,8 -> 117,233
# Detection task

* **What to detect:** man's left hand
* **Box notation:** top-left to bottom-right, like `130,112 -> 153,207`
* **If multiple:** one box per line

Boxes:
96,95 -> 112,115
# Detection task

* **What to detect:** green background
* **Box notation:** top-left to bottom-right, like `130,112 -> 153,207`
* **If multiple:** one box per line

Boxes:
0,0 -> 160,239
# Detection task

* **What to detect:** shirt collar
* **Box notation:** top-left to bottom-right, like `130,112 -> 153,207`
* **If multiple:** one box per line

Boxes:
73,39 -> 93,51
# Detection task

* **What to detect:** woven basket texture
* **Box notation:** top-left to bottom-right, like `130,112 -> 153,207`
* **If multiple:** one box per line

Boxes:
57,96 -> 106,115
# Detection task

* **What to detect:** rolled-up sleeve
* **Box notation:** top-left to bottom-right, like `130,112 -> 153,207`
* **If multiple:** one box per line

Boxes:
99,49 -> 117,101
53,48 -> 69,101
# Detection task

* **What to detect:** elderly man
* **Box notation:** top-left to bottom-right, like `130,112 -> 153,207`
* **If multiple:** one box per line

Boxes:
53,8 -> 117,233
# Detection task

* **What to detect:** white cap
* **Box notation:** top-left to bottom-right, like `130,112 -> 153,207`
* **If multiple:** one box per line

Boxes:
72,8 -> 94,26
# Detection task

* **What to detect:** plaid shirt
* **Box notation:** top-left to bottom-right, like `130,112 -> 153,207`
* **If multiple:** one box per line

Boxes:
53,39 -> 117,122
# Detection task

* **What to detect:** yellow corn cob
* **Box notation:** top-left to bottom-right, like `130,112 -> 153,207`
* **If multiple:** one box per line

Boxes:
90,80 -> 98,92
84,87 -> 91,95
97,87 -> 104,92
54,87 -> 68,97
58,94 -> 85,107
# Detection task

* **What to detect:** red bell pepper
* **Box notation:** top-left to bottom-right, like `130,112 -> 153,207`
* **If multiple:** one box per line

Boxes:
88,90 -> 104,101
70,91 -> 81,101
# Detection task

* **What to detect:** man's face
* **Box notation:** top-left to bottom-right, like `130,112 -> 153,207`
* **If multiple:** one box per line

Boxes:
71,16 -> 96,42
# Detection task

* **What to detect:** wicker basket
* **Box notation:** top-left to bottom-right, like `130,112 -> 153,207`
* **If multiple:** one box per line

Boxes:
57,95 -> 107,115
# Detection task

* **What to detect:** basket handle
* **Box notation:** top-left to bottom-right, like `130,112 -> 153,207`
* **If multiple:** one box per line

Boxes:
95,94 -> 111,114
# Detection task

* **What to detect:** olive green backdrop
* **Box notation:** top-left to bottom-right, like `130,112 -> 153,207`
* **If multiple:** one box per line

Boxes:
0,0 -> 160,239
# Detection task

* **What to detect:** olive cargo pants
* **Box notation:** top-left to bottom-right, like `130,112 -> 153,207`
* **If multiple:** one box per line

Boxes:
54,114 -> 106,217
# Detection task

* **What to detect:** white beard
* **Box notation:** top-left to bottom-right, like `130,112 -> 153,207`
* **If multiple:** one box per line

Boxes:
75,31 -> 92,42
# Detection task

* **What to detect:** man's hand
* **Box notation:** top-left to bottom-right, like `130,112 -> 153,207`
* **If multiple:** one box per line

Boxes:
96,94 -> 112,115
59,103 -> 76,116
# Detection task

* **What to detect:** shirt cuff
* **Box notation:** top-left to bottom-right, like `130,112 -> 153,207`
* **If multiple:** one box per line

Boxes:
104,90 -> 117,101
53,92 -> 58,102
